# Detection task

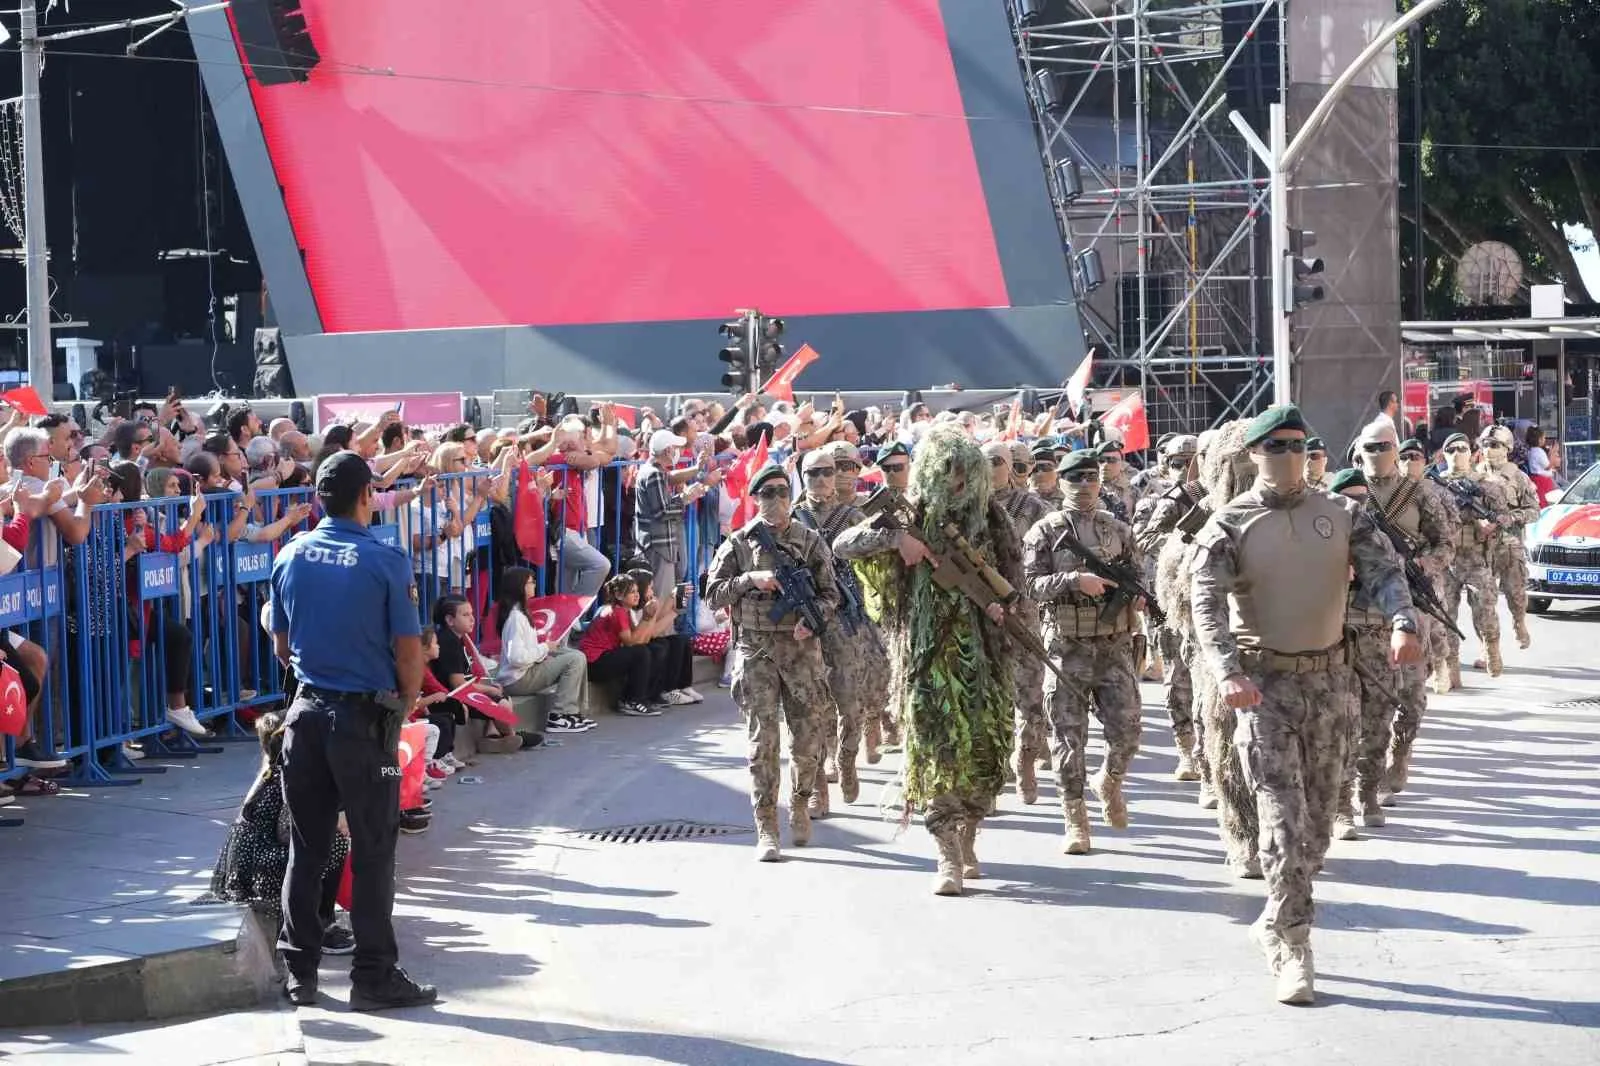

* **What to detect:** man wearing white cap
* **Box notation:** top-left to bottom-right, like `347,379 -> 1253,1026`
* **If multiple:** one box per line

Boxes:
634,429 -> 708,607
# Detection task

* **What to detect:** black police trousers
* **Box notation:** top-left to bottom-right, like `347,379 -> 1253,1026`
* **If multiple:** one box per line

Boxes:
278,687 -> 400,985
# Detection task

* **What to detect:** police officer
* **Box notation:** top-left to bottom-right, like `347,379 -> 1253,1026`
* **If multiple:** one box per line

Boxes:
271,452 -> 436,1011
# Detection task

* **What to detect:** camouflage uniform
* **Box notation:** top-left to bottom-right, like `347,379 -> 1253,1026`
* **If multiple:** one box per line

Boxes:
1439,470 -> 1512,679
1135,479 -> 1210,770
792,486 -> 869,807
994,481 -> 1053,793
1032,482 -> 1066,511
1338,593 -> 1399,832
1481,461 -> 1539,646
705,514 -> 840,849
1192,479 -> 1415,1002
1398,475 -> 1459,761
1099,474 -> 1135,522
1024,503 -> 1144,847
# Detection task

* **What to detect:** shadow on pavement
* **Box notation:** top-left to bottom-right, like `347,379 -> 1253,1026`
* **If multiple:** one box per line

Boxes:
1322,974 -> 1600,1028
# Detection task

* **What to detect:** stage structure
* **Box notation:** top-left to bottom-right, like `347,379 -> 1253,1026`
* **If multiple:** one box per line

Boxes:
1007,0 -> 1402,451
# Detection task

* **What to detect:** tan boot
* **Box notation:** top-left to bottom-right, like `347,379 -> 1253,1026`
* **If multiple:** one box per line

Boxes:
1486,640 -> 1503,678
808,768 -> 830,819
1275,932 -> 1316,1005
1360,794 -> 1386,828
839,759 -> 860,804
789,799 -> 812,847
1429,661 -> 1452,695
864,715 -> 882,765
755,809 -> 781,862
1449,660 -> 1461,689
959,819 -> 981,879
1515,618 -> 1531,650
1248,916 -> 1283,976
1015,748 -> 1038,805
1037,751 -> 1053,772
825,758 -> 838,784
932,825 -> 963,896
1334,789 -> 1359,840
1173,735 -> 1201,782
1198,780 -> 1219,810
1061,797 -> 1091,855
1089,768 -> 1129,829
1386,741 -> 1412,796
1230,853 -> 1263,880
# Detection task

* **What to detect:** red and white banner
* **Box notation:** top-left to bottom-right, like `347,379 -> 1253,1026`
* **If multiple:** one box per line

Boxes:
525,593 -> 595,645
1101,390 -> 1150,453
314,392 -> 463,433
761,343 -> 820,403
0,663 -> 26,736
0,386 -> 48,419
397,720 -> 430,812
724,437 -> 770,528
1065,348 -> 1095,417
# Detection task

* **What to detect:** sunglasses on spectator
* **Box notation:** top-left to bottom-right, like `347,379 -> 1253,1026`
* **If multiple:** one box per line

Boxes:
756,485 -> 791,500
1259,439 -> 1308,455
1361,441 -> 1394,454
804,467 -> 835,479
1444,444 -> 1470,454
879,461 -> 908,474
1062,470 -> 1100,484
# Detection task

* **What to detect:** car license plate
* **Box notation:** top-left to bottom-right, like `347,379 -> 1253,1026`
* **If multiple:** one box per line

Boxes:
1547,568 -> 1600,585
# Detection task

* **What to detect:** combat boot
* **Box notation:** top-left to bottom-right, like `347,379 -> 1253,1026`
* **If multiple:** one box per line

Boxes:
825,758 -> 838,784
1037,751 -> 1053,772
789,799 -> 812,847
1173,735 -> 1201,782
1089,768 -> 1129,829
932,826 -> 963,896
1386,740 -> 1413,796
1429,661 -> 1452,695
1198,779 -> 1219,809
1248,915 -> 1283,976
959,819 -> 981,879
755,809 -> 781,862
1360,792 -> 1386,828
1515,618 -> 1531,650
1486,640 -> 1503,678
1274,931 -> 1316,1006
808,768 -> 831,819
882,717 -> 902,751
1015,747 -> 1038,805
1229,852 -> 1263,880
839,759 -> 860,804
1334,790 -> 1360,840
1061,797 -> 1091,855
1448,660 -> 1461,689
864,715 -> 882,765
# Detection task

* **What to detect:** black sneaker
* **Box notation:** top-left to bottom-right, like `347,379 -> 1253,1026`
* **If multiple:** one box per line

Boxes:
349,966 -> 439,1012
283,972 -> 318,1007
617,702 -> 662,718
399,811 -> 431,834
13,741 -> 68,770
515,731 -> 545,749
546,714 -> 585,734
322,924 -> 356,956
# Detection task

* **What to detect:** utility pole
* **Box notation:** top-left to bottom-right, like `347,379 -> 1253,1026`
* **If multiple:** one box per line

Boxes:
20,0 -> 52,395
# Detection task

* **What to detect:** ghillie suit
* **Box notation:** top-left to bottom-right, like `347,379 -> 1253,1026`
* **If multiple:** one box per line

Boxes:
1159,419 -> 1261,874
837,426 -> 1023,894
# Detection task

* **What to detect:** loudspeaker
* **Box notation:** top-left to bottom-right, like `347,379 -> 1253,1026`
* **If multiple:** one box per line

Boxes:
1222,4 -> 1281,125
252,327 -> 295,398
231,0 -> 321,87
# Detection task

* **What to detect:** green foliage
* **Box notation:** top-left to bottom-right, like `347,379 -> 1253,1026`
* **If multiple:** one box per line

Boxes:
1401,0 -> 1600,313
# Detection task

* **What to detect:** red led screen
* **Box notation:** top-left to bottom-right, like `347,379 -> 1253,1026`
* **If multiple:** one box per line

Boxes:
237,0 -> 1010,332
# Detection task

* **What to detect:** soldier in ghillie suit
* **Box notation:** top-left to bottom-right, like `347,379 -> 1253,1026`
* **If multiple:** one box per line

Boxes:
834,426 -> 1022,897
1158,419 -> 1262,876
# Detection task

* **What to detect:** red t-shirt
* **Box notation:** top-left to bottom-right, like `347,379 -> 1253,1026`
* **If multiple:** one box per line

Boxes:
557,466 -> 586,532
578,605 -> 630,664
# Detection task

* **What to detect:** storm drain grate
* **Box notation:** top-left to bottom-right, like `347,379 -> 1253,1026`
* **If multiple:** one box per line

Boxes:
578,821 -> 753,844
1553,697 -> 1600,709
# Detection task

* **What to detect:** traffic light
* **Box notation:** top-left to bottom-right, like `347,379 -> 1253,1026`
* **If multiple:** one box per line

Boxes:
756,315 -> 785,382
719,312 -> 757,393
1281,228 -> 1326,314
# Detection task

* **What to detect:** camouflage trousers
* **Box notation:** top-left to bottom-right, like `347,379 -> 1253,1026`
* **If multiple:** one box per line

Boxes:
1233,665 -> 1355,939
1342,626 -> 1397,808
817,625 -> 865,770
924,792 -> 988,837
1043,634 -> 1142,801
1012,641 -> 1048,764
1444,554 -> 1501,665
731,633 -> 828,814
1490,541 -> 1530,627
1396,612 -> 1433,750
1157,625 -> 1194,742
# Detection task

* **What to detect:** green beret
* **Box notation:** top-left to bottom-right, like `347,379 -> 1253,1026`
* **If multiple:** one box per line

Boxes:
1058,448 -> 1101,475
1443,432 -> 1469,449
750,464 -> 790,493
875,442 -> 910,464
1328,468 -> 1366,494
1305,436 -> 1326,453
1398,438 -> 1424,455
1243,405 -> 1311,447
1097,439 -> 1125,457
1029,438 -> 1056,459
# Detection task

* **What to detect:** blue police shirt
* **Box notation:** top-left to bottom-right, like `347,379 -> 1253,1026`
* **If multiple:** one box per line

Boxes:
270,517 -> 421,693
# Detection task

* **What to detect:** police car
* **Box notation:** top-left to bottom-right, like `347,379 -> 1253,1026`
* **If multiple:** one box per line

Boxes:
1525,462 -> 1600,614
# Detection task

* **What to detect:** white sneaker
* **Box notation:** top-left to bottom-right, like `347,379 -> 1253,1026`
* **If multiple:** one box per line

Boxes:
423,777 -> 444,792
659,690 -> 694,707
122,742 -> 146,762
165,706 -> 211,738
428,759 -> 456,777
442,754 -> 467,770
678,687 -> 705,704
238,689 -> 258,702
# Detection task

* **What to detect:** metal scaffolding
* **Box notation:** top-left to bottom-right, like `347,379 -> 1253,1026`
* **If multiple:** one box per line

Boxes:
1006,0 -> 1285,437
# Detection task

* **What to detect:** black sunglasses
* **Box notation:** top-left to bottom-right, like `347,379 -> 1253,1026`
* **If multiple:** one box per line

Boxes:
1032,459 -> 1054,471
1259,439 -> 1308,455
879,461 -> 908,474
1062,470 -> 1100,484
1399,452 -> 1423,461
803,467 -> 835,478
756,485 -> 791,500
1011,462 -> 1031,474
988,456 -> 1007,467
1444,444 -> 1470,454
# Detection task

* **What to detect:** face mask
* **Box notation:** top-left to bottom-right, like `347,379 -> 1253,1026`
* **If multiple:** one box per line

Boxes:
1361,446 -> 1398,479
1402,458 -> 1424,482
758,496 -> 789,526
833,470 -> 856,501
1483,444 -> 1508,464
1307,454 -> 1327,479
1448,451 -> 1473,474
1252,450 -> 1305,492
1068,480 -> 1100,511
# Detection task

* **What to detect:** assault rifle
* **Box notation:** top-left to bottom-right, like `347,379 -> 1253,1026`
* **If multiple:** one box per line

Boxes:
858,487 -> 1069,685
750,523 -> 828,637
1362,499 -> 1465,641
1049,524 -> 1166,628
1427,468 -> 1495,523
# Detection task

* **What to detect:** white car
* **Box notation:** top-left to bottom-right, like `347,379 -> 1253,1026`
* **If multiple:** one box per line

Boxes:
1524,463 -> 1600,614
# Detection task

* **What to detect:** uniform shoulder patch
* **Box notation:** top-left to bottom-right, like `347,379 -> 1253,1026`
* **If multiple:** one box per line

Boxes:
1313,515 -> 1334,539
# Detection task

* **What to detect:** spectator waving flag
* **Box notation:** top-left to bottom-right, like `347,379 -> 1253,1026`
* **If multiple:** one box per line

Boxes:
724,436 -> 770,527
761,344 -> 820,404
0,386 -> 48,418
1065,348 -> 1094,418
1102,390 -> 1150,452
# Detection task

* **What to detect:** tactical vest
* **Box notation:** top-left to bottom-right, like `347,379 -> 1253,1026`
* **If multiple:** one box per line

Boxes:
1230,492 -> 1352,654
727,525 -> 811,634
793,499 -> 865,629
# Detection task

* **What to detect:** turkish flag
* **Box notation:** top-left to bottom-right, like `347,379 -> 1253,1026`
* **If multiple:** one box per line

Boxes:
760,344 -> 820,403
460,690 -> 519,727
724,437 -> 769,528
1065,348 -> 1095,417
0,664 -> 26,736
1102,390 -> 1150,453
611,403 -> 638,429
524,593 -> 595,645
1,387 -> 48,419
397,721 -> 429,812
